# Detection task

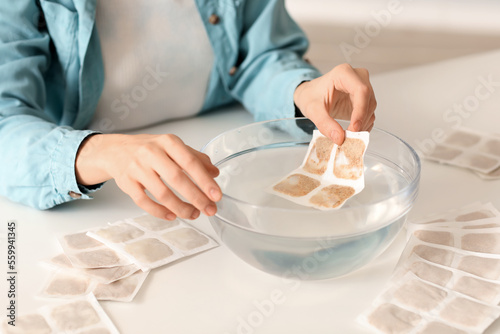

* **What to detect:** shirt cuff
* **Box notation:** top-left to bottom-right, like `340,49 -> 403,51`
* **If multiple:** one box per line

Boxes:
282,69 -> 321,120
50,129 -> 104,203
282,66 -> 321,136
294,79 -> 310,118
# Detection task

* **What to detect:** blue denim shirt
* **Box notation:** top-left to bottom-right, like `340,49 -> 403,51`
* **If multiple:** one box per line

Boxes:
0,0 -> 321,210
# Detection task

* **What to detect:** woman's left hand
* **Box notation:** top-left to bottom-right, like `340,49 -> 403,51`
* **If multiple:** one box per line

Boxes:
293,63 -> 377,145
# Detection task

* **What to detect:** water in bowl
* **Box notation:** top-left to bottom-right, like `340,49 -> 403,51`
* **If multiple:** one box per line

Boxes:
215,144 -> 413,238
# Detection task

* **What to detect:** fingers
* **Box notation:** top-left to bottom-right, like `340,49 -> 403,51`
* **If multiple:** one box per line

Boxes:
309,107 -> 346,145
332,65 -> 376,132
356,68 -> 377,131
364,112 -> 376,132
112,134 -> 222,221
345,72 -> 370,132
121,180 -> 178,221
188,147 -> 220,178
296,63 -> 377,143
151,154 -> 217,218
163,136 -> 222,201
139,167 -> 202,219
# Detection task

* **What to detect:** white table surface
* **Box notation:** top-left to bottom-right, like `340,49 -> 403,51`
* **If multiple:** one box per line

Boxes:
2,49 -> 500,334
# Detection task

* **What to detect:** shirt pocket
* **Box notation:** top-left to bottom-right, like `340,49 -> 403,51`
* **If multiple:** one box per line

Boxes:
39,0 -> 78,71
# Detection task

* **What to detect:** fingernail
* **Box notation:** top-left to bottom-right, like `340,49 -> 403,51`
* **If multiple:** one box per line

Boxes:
205,203 -> 217,216
190,210 -> 200,220
353,121 -> 362,131
210,188 -> 221,201
166,213 -> 176,221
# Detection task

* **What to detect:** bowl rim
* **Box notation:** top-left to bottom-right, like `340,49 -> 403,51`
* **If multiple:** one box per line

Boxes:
201,117 -> 421,236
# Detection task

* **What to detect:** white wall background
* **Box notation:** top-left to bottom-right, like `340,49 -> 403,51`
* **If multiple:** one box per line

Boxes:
286,0 -> 500,34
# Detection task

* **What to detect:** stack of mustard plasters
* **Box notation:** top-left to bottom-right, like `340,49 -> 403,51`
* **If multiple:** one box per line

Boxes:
2,214 -> 218,333
360,202 -> 500,334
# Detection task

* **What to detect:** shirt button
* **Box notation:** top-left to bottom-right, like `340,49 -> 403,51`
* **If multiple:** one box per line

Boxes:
68,191 -> 82,199
229,66 -> 238,76
209,14 -> 220,25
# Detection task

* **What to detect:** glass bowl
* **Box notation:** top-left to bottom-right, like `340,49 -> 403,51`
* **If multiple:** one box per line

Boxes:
202,118 -> 420,280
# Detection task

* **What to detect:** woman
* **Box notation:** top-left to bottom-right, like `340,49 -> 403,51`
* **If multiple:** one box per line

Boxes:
0,0 -> 376,221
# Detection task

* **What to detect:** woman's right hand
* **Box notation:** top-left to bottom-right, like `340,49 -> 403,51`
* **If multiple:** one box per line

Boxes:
75,133 -> 222,221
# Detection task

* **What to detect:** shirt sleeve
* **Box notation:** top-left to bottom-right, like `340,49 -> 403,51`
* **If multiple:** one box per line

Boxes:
226,0 -> 322,121
0,0 -> 102,210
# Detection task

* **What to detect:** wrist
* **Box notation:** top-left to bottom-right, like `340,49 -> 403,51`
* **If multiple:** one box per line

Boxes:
75,134 -> 113,186
293,81 -> 309,116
